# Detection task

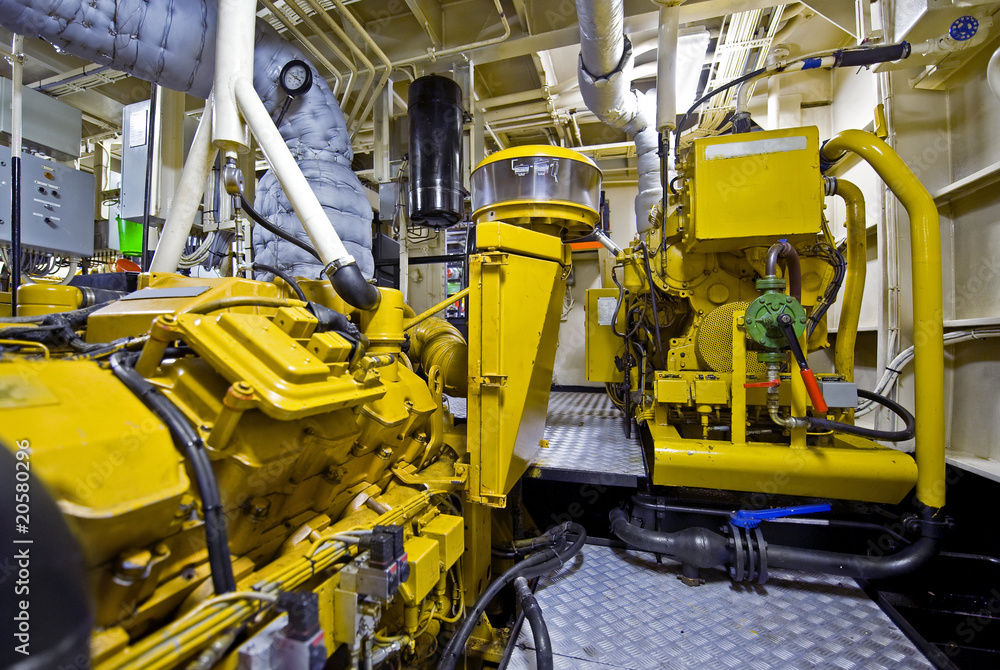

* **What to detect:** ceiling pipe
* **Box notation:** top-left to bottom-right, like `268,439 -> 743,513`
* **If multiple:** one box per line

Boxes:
574,0 -> 662,233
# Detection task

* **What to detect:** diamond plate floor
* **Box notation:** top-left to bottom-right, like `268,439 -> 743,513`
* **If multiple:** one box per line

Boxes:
508,545 -> 933,670
530,391 -> 645,487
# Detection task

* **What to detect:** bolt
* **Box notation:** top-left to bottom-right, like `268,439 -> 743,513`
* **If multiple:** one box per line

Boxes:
233,381 -> 253,395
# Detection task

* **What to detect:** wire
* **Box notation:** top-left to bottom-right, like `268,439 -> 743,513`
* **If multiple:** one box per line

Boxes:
251,262 -> 307,301
239,194 -> 321,261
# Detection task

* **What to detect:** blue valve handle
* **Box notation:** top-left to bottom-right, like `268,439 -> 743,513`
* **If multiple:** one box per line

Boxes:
730,503 -> 832,529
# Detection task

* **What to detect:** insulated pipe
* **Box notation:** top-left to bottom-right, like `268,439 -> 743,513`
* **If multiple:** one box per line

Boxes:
990,46 -> 1000,101
150,105 -> 219,273
655,4 -> 680,134
832,179 -> 866,382
578,0 -> 625,76
822,130 -> 944,510
575,0 -> 662,233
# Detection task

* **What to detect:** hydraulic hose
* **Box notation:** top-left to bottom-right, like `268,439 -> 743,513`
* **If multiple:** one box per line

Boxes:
804,388 -> 915,442
513,577 -> 553,670
109,352 -> 237,595
240,194 -> 321,261
251,262 -> 307,301
438,522 -> 586,670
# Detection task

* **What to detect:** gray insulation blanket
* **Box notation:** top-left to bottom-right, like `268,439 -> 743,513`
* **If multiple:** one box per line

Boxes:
0,0 -> 372,278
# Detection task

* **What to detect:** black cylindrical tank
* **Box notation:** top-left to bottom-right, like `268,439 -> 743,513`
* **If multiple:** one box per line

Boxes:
408,75 -> 465,228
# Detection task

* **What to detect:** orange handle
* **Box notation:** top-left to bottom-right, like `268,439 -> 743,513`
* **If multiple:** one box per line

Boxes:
800,368 -> 828,414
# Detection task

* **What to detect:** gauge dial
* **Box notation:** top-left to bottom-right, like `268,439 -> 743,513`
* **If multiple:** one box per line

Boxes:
279,59 -> 313,97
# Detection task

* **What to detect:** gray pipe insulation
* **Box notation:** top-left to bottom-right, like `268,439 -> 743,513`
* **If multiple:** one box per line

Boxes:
0,0 -> 373,279
574,0 -> 662,234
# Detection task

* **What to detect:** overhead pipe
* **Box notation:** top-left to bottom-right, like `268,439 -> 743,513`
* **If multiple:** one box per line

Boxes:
259,0 -> 351,105
393,0 -> 510,67
574,0 -> 662,233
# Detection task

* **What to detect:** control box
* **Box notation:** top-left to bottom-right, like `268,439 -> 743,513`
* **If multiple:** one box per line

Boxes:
0,146 -> 96,256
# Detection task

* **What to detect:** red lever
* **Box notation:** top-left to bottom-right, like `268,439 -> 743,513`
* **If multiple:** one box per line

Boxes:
800,368 -> 828,413
744,379 -> 780,388
778,317 -> 829,414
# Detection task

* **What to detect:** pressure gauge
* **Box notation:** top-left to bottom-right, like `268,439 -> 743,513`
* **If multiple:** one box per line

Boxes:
279,59 -> 313,97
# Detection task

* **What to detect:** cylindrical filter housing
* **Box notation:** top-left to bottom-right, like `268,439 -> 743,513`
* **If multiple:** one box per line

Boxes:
408,75 -> 465,228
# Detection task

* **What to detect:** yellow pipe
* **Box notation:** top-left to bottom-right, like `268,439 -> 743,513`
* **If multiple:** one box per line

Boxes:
403,287 -> 471,331
833,179 -> 866,383
823,130 -> 945,510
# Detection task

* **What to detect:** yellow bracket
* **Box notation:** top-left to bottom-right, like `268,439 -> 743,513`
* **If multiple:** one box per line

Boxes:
391,462 -> 467,491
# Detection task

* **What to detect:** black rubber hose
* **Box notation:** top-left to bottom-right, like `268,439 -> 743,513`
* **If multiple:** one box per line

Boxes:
327,262 -> 381,311
610,509 -> 730,569
0,300 -> 112,324
438,523 -> 586,670
109,352 -> 236,594
239,193 -> 321,261
641,243 -> 664,366
251,262 -> 307,301
835,42 -> 910,68
806,388 -> 915,442
513,577 -> 553,670
611,505 -> 943,582
767,506 -> 943,579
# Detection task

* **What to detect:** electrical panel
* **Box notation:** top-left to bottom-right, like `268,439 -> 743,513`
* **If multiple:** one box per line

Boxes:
120,99 -> 153,223
0,145 -> 96,257
0,77 -> 82,160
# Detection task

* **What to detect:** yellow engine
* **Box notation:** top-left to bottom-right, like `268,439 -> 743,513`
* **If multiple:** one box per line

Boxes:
590,125 -> 919,504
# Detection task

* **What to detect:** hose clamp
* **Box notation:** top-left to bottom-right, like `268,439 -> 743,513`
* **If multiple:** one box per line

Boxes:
323,256 -> 356,278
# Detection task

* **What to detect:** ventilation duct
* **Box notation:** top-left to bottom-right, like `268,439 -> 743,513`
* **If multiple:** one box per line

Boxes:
574,0 -> 662,233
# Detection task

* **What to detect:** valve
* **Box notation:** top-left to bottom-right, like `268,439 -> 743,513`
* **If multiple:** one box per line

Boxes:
730,503 -> 832,529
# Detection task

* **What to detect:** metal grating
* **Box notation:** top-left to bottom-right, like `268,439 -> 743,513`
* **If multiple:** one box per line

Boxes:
508,544 -> 934,670
529,391 -> 645,487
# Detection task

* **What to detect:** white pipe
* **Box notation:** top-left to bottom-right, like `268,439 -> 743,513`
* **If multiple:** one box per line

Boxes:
990,46 -> 1000,101
213,0 -> 256,153
235,77 -> 352,264
656,5 -> 680,133
150,105 -> 218,273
